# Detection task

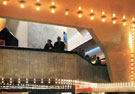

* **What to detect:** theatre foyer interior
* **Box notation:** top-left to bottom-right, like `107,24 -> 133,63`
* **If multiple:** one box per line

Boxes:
0,0 -> 135,94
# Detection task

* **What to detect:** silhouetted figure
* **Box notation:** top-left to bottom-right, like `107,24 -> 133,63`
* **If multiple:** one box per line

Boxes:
0,28 -> 18,46
95,56 -> 101,65
54,37 -> 65,51
78,48 -> 85,57
85,55 -> 90,61
44,39 -> 53,51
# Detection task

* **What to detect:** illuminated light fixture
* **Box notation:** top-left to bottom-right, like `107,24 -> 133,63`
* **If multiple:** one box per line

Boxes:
41,78 -> 44,84
2,78 -> 4,83
122,16 -> 127,26
133,28 -> 135,32
55,78 -> 58,84
77,6 -> 83,18
131,67 -> 134,70
37,0 -> 40,2
132,17 -> 135,27
112,13 -> 117,24
131,53 -> 134,57
18,78 -> 21,83
3,0 -> 8,5
26,78 -> 28,84
130,44 -> 134,47
50,1 -> 56,14
131,75 -> 134,77
131,82 -> 134,86
48,78 -> 51,84
131,63 -> 134,66
131,50 -> 134,53
131,77 -> 134,80
19,0 -> 25,8
89,9 -> 95,20
131,71 -> 134,74
101,11 -> 106,22
10,78 -> 12,84
35,2 -> 41,11
65,9 -> 69,15
131,58 -> 134,62
34,78 -> 36,83
58,79 -> 61,84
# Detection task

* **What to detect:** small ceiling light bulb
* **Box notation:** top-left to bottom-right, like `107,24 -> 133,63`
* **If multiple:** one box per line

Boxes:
65,9 -> 69,15
102,18 -> 106,22
102,11 -> 105,15
131,67 -> 134,70
123,22 -> 126,26
78,13 -> 82,18
77,6 -> 83,18
89,9 -> 95,20
131,63 -> 134,66
122,16 -> 127,26
123,16 -> 126,19
52,1 -> 55,6
132,17 -> 135,21
90,16 -> 94,20
113,20 -> 116,24
131,58 -> 134,62
101,11 -> 106,22
133,28 -> 135,32
132,17 -> 135,27
48,78 -> 51,84
20,4 -> 24,8
37,0 -> 40,2
131,71 -> 134,74
20,0 -> 25,8
36,6 -> 40,11
36,2 -> 41,11
112,13 -> 117,24
91,9 -> 94,13
78,6 -> 82,10
51,9 -> 55,14
131,77 -> 134,80
50,1 -> 56,14
3,0 -> 8,5
113,13 -> 116,17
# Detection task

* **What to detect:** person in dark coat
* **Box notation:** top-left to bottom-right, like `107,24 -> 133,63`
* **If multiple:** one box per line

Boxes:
44,39 -> 53,51
54,37 -> 65,51
95,56 -> 101,65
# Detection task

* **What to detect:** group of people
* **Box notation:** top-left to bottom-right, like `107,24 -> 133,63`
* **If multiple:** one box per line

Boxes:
85,55 -> 106,65
44,37 -> 65,51
77,48 -> 106,65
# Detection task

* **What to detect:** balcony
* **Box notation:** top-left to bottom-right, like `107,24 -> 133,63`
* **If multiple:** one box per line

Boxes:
0,46 -> 110,83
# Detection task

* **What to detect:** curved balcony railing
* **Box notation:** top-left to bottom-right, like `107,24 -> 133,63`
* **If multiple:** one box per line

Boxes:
0,46 -> 110,83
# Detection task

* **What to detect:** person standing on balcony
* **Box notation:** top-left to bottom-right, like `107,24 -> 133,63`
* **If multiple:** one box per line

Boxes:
44,39 -> 54,51
54,37 -> 65,51
95,56 -> 101,65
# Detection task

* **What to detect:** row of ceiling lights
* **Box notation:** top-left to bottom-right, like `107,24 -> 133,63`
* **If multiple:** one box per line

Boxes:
0,78 -> 74,85
1,0 -> 135,27
130,24 -> 135,83
1,78 -> 135,88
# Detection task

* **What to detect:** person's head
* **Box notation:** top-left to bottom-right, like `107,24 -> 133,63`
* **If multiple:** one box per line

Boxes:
57,37 -> 61,42
47,39 -> 52,44
86,55 -> 89,57
97,57 -> 100,60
